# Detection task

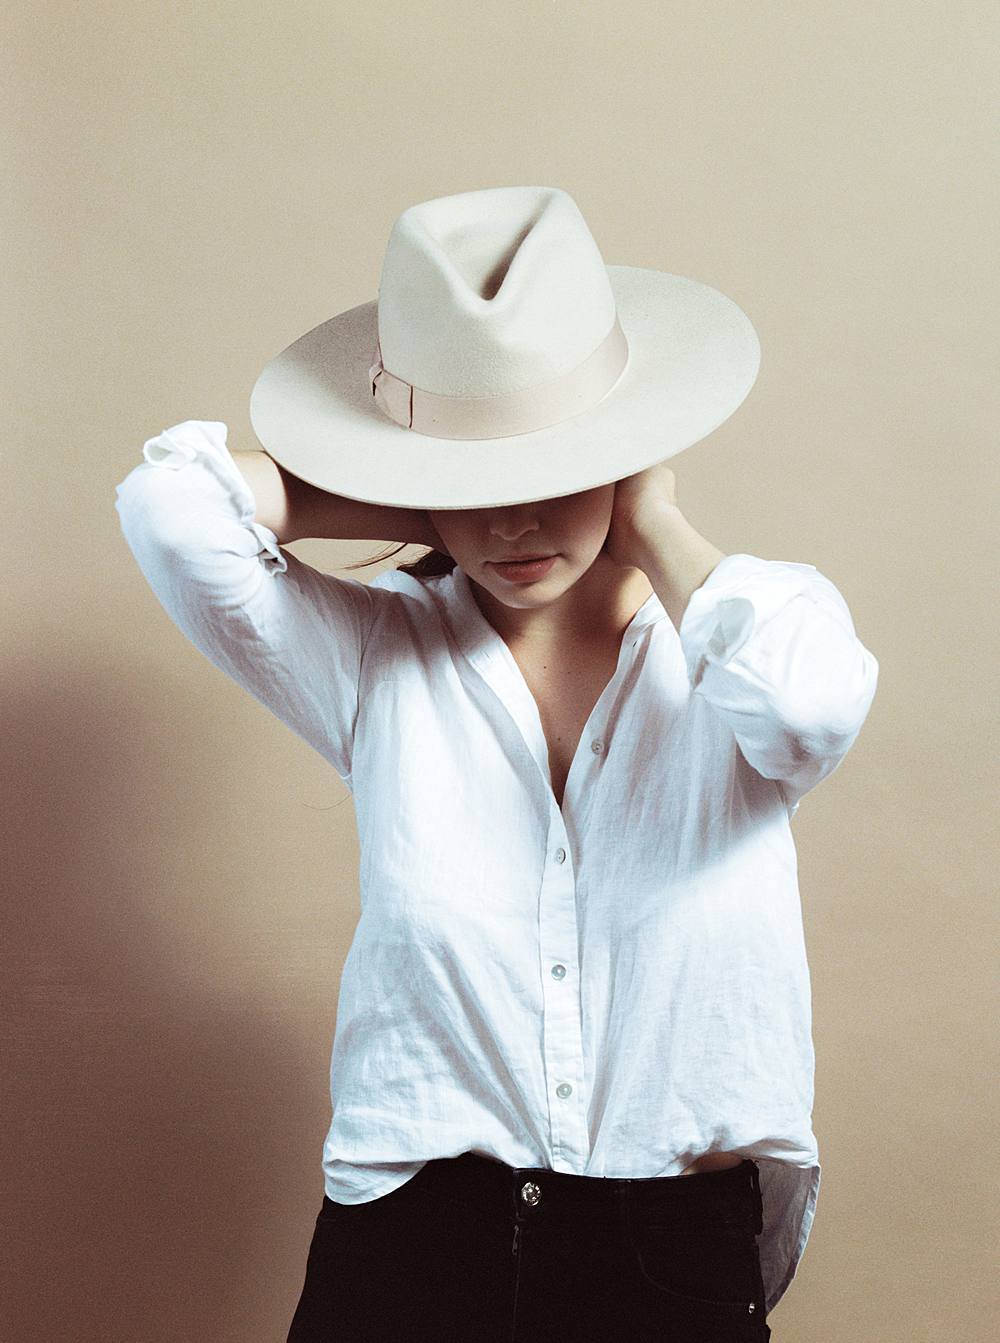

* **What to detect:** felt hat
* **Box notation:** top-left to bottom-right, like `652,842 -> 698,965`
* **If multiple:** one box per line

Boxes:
249,185 -> 760,510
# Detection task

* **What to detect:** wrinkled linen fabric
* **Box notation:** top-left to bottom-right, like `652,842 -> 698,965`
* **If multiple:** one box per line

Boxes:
114,420 -> 879,1314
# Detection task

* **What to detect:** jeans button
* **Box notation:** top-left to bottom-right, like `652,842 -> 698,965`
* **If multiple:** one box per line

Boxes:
520,1181 -> 541,1206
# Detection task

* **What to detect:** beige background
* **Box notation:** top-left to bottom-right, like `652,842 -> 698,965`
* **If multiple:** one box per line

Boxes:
5,1 -> 997,1339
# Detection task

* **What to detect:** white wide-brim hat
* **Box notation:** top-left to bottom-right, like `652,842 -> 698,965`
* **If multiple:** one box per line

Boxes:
249,186 -> 761,511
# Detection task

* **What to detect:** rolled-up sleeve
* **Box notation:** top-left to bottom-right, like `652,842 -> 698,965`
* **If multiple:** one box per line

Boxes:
677,552 -> 879,815
113,419 -> 379,785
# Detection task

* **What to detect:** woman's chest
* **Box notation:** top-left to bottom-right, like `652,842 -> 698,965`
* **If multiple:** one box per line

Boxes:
510,646 -> 621,809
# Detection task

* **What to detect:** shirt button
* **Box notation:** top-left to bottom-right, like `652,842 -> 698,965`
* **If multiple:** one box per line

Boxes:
556,1082 -> 573,1099
554,847 -> 567,864
590,738 -> 604,753
551,963 -> 566,979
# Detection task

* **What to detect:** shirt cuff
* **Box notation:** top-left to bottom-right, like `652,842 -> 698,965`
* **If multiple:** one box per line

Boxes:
142,420 -> 288,574
678,553 -> 819,689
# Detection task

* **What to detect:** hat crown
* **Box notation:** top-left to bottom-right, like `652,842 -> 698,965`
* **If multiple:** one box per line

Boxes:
375,186 -> 616,398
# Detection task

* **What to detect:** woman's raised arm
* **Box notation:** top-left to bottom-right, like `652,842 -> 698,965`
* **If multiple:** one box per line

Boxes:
231,448 -> 442,549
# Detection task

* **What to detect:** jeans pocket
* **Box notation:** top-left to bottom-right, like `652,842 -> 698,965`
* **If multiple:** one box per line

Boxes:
315,1194 -> 345,1225
314,1176 -> 423,1228
626,1204 -> 767,1330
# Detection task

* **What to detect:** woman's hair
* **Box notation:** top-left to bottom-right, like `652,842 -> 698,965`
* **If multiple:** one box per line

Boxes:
340,543 -> 457,579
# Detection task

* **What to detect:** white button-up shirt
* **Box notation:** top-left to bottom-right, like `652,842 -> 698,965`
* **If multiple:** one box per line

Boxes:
115,420 -> 880,1315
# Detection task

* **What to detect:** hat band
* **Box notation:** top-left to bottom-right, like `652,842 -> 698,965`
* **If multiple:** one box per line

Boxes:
367,316 -> 629,440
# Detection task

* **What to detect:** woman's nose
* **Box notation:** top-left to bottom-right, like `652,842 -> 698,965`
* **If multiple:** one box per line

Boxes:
491,517 -> 540,539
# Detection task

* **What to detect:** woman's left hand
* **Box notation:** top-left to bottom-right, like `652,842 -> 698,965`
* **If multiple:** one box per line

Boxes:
603,462 -> 679,567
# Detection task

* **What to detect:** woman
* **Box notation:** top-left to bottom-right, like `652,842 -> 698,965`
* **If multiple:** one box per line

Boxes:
114,187 -> 879,1341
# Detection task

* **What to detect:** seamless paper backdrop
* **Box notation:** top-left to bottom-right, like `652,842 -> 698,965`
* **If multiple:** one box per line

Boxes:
4,2 -> 997,1340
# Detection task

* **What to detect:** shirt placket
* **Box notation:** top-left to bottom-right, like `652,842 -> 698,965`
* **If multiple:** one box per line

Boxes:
449,568 -> 660,1174
537,804 -> 591,1169
463,642 -> 594,1171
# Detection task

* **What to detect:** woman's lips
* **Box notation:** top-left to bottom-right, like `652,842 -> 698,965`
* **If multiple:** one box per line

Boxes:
488,555 -> 559,583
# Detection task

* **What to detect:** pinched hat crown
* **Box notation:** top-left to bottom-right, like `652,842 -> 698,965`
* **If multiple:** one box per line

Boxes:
368,186 -> 630,438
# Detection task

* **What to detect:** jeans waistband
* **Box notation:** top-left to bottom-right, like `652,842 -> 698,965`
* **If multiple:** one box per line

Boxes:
413,1152 -> 763,1232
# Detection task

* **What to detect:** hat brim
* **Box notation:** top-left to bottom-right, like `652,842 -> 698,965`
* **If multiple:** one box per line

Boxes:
248,265 -> 760,510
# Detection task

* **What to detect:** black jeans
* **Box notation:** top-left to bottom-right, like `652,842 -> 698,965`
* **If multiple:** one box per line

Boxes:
286,1152 -> 771,1342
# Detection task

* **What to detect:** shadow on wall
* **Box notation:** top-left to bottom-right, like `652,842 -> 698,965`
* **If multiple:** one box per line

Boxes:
3,644 -> 343,1342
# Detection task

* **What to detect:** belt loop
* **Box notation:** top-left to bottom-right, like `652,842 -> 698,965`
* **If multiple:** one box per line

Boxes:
749,1160 -> 763,1234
